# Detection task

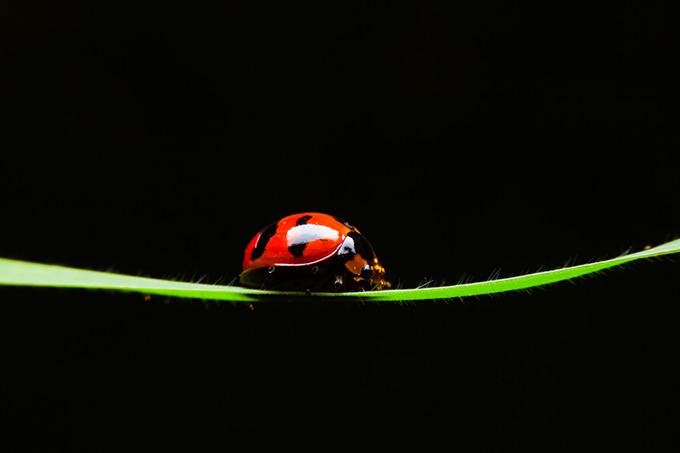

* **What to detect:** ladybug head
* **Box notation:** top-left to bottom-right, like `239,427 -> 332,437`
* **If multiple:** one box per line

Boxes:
338,232 -> 391,290
364,258 -> 390,290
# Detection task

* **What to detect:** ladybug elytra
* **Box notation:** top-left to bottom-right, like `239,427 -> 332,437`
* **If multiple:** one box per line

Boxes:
238,213 -> 390,292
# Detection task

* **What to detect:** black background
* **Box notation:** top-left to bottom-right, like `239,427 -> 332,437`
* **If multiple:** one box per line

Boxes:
1,5 -> 678,451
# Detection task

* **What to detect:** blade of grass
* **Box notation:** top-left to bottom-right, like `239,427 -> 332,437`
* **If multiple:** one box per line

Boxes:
353,239 -> 680,301
1,238 -> 678,302
0,259 -> 266,302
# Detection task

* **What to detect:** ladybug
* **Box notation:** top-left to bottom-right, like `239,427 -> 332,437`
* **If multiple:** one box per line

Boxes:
238,213 -> 390,292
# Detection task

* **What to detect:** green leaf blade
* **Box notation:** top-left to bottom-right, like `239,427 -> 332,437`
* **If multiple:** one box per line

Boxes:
1,238 -> 678,302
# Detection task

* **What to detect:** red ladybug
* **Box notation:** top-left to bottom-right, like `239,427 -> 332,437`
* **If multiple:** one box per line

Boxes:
239,213 -> 390,292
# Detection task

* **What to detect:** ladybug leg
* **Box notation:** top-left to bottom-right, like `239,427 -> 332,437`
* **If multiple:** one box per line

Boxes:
304,266 -> 320,294
334,274 -> 344,289
257,265 -> 276,289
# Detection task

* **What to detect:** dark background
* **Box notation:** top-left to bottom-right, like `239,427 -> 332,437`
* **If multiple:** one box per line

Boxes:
1,4 -> 677,451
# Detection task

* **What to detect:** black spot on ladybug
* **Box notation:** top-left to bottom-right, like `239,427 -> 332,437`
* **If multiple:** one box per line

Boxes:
296,215 -> 313,226
251,222 -> 277,261
288,242 -> 306,257
333,216 -> 353,229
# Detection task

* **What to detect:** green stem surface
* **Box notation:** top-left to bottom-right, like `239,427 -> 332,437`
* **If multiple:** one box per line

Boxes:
1,238 -> 678,302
